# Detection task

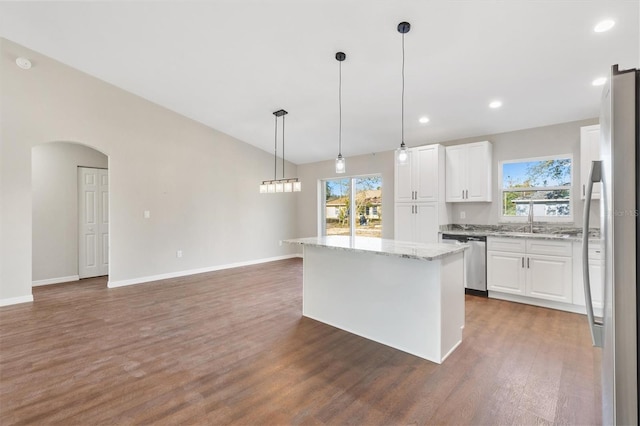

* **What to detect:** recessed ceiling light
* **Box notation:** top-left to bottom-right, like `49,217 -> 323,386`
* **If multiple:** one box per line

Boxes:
489,100 -> 502,109
594,19 -> 615,33
16,57 -> 32,70
592,77 -> 607,86
418,116 -> 430,124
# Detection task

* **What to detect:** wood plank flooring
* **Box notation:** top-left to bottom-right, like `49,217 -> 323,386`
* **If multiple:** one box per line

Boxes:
0,258 -> 601,425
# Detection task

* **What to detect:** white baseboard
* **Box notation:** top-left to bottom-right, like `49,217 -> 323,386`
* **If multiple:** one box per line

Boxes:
32,275 -> 80,287
0,294 -> 34,307
107,254 -> 299,288
488,291 -> 588,315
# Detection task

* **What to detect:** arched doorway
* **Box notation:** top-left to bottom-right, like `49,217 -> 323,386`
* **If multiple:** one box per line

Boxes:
31,141 -> 109,287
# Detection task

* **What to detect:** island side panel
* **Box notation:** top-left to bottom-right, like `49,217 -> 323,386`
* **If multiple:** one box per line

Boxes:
302,245 -> 444,363
439,251 -> 465,362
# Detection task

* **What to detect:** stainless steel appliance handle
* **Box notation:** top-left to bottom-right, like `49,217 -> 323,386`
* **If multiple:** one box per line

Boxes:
582,160 -> 603,347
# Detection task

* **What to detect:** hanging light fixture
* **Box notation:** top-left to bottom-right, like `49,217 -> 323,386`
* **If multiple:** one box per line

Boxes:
396,21 -> 410,165
335,51 -> 346,174
259,109 -> 302,193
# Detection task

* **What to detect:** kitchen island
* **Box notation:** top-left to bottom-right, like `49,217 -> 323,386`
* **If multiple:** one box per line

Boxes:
283,236 -> 467,364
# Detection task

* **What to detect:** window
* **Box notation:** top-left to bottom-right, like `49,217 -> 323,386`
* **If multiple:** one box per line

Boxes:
500,155 -> 573,221
322,175 -> 382,237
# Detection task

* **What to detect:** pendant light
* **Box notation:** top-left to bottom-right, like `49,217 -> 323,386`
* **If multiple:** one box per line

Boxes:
396,21 -> 410,165
335,51 -> 346,174
259,109 -> 301,193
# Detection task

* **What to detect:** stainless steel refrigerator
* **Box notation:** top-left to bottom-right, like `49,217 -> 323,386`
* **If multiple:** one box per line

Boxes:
583,64 -> 638,425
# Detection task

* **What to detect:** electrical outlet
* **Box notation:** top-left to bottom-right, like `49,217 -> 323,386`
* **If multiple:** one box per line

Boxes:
176,250 -> 183,258
460,211 -> 466,219
144,210 -> 151,219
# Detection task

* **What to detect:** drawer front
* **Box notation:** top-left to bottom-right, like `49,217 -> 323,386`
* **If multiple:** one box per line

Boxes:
588,244 -> 603,260
487,237 -> 526,253
526,239 -> 572,257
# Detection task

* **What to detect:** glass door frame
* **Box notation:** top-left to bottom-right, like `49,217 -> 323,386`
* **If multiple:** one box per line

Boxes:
319,173 -> 382,237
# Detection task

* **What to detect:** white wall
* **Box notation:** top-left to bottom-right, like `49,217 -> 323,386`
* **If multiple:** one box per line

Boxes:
1,38 -> 299,304
296,151 -> 394,239
296,119 -> 599,240
32,142 -> 108,283
438,118 -> 599,227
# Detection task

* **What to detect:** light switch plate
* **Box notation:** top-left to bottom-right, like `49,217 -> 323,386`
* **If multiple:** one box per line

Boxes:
460,211 -> 466,219
144,210 -> 150,219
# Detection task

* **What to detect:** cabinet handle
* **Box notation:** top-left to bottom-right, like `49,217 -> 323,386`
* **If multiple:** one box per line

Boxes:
527,258 -> 530,269
461,190 -> 465,199
465,189 -> 468,199
583,184 -> 585,197
522,257 -> 524,268
415,205 -> 418,214
411,205 -> 414,214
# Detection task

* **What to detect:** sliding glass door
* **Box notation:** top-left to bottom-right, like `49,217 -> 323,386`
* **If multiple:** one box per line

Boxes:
323,178 -> 350,236
322,175 -> 382,238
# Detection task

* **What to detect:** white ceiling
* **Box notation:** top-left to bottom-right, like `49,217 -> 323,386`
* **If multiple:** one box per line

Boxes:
1,1 -> 638,164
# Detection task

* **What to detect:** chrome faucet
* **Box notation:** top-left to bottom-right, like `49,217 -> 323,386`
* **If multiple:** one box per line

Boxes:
527,198 -> 534,233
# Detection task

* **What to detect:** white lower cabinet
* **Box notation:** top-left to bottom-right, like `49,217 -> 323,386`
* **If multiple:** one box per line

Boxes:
526,254 -> 572,302
572,241 -> 603,314
487,250 -> 526,294
487,237 -> 573,306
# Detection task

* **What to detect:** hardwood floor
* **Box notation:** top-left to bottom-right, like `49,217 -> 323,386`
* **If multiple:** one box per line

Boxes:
0,258 -> 601,425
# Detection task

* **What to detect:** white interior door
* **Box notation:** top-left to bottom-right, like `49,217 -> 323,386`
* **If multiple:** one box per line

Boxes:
79,167 -> 109,278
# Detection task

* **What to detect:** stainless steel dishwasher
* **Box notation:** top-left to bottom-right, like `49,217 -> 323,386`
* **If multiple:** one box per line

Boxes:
441,233 -> 487,296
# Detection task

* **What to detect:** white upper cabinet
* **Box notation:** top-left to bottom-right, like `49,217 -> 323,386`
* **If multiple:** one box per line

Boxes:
394,144 -> 449,244
444,144 -> 466,202
395,149 -> 414,203
580,124 -> 601,200
445,141 -> 492,202
395,144 -> 442,203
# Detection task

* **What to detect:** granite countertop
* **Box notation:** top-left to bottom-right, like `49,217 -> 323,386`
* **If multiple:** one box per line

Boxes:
283,236 -> 468,261
440,224 -> 601,242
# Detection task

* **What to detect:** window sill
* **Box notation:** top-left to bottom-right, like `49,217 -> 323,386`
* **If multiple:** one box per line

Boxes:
499,218 -> 574,224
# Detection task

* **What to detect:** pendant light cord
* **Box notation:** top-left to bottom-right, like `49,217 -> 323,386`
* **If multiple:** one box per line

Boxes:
274,113 -> 278,181
273,115 -> 278,180
339,59 -> 342,156
401,31 -> 405,145
282,114 -> 285,179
